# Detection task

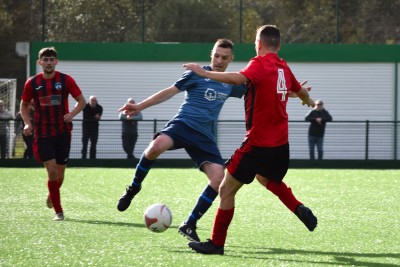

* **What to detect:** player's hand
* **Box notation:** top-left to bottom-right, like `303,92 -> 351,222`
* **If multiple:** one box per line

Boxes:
22,124 -> 33,136
300,80 -> 312,92
118,103 -> 140,117
63,113 -> 73,123
183,63 -> 207,77
302,97 -> 315,108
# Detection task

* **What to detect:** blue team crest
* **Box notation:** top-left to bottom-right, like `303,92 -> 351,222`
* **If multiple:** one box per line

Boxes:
55,82 -> 62,90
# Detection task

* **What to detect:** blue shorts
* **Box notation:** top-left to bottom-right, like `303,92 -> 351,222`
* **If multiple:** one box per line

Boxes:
34,132 -> 71,165
158,120 -> 224,169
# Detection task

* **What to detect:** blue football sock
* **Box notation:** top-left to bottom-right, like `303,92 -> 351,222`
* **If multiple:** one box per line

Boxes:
186,185 -> 218,226
131,154 -> 155,187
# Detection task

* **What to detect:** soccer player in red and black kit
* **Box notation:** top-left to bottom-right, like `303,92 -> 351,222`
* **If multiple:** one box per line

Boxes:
184,25 -> 317,255
20,47 -> 86,221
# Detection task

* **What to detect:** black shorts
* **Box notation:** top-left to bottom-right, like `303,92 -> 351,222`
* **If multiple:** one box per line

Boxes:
226,142 -> 289,184
33,132 -> 71,165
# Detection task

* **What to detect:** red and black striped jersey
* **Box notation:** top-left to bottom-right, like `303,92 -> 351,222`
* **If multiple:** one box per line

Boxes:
22,71 -> 82,138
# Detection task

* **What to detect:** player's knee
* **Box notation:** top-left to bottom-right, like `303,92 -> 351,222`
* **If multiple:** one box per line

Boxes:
208,172 -> 224,189
144,144 -> 164,159
219,185 -> 233,201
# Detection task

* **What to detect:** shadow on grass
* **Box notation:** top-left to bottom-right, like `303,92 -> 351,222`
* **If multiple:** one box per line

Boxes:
64,218 -> 145,228
228,247 -> 400,267
173,246 -> 400,267
64,218 -> 178,230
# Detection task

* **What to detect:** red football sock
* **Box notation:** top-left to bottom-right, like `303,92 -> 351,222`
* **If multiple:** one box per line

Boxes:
57,179 -> 63,188
266,181 -> 302,212
211,208 -> 234,247
47,180 -> 63,213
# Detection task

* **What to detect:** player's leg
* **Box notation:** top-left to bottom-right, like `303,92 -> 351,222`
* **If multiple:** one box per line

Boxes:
179,162 -> 223,242
256,144 -> 317,231
117,134 -> 173,211
47,132 -> 70,220
35,135 -> 63,220
189,143 -> 255,254
256,175 -> 302,212
188,171 -> 243,255
262,173 -> 317,231
178,131 -> 225,241
46,163 -> 65,209
44,159 -> 64,220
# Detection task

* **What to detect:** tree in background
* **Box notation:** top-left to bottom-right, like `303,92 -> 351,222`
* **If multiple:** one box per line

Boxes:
1,0 -> 399,44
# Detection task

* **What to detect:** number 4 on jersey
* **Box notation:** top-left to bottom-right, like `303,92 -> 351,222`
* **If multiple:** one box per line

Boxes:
277,69 -> 287,101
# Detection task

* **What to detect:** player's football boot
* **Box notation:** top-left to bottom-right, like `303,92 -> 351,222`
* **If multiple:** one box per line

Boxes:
295,204 -> 317,231
117,185 -> 141,211
188,239 -> 224,255
178,222 -> 200,242
53,212 -> 64,221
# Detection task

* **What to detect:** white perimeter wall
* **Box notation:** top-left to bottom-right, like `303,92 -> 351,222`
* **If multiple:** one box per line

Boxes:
36,61 -> 398,159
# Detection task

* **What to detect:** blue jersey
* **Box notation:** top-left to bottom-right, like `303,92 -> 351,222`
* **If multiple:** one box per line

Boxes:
172,66 -> 245,141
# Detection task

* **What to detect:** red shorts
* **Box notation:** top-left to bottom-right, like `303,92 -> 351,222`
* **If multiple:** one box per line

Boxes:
33,132 -> 71,165
226,142 -> 289,184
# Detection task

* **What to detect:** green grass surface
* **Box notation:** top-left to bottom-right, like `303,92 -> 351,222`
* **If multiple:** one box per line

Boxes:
1,168 -> 399,266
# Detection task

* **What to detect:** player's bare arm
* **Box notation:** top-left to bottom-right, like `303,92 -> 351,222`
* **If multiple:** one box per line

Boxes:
20,100 -> 33,136
64,94 -> 86,123
183,63 -> 248,85
296,87 -> 315,107
289,80 -> 311,97
119,86 -> 180,117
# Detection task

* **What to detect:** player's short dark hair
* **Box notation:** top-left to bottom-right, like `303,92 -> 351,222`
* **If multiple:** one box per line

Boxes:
257,25 -> 280,48
214,38 -> 234,51
38,47 -> 58,59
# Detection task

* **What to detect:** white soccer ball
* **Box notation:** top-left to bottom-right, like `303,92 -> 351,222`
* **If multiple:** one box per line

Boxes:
143,203 -> 172,233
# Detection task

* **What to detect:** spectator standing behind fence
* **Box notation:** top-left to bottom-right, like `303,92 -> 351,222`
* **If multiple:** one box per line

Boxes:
305,99 -> 332,160
16,101 -> 35,159
0,100 -> 13,159
119,98 -> 143,159
81,95 -> 103,159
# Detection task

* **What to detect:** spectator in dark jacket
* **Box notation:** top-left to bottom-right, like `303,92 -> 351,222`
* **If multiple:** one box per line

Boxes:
119,98 -> 143,159
305,99 -> 332,160
82,95 -> 103,159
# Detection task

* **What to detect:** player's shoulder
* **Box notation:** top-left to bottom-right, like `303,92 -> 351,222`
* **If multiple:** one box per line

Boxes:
54,71 -> 74,80
24,73 -> 42,86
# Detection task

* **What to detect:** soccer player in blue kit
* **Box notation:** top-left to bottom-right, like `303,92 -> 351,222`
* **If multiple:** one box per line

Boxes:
117,39 -> 246,242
